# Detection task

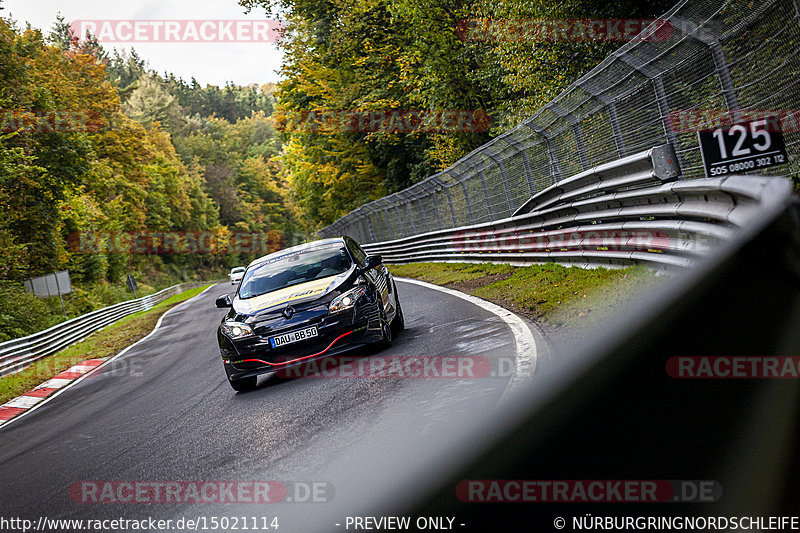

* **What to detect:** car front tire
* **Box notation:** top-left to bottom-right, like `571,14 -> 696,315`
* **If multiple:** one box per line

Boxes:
379,314 -> 393,347
224,360 -> 258,392
229,375 -> 257,392
391,295 -> 404,335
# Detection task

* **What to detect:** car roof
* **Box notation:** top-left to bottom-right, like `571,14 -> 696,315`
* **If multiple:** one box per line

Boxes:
247,237 -> 347,269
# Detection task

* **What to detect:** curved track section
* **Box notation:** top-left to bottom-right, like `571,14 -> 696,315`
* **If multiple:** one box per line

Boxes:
0,280 -> 536,530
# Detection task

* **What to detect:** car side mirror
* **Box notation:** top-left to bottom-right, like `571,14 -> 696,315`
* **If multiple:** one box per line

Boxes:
364,254 -> 383,270
215,294 -> 233,308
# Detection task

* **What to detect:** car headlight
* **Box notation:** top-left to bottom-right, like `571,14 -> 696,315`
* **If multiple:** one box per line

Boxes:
329,287 -> 367,314
221,321 -> 255,339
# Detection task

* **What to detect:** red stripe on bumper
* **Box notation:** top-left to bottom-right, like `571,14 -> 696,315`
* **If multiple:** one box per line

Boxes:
242,330 -> 355,367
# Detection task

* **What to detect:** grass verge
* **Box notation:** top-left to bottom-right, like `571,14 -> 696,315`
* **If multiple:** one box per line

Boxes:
0,284 -> 212,405
389,262 -> 658,331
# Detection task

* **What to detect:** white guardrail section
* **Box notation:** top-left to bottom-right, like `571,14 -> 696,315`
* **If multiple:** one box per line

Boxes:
360,145 -> 794,269
0,281 -> 210,377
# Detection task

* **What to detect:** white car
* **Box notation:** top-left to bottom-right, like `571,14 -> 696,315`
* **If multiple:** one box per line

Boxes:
229,266 -> 245,285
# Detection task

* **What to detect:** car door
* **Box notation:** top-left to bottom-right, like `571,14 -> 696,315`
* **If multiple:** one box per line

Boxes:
346,237 -> 393,316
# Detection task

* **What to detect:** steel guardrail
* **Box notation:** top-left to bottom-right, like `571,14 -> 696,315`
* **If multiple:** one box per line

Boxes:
0,281 -> 211,376
358,145 -> 792,269
318,0 -> 800,248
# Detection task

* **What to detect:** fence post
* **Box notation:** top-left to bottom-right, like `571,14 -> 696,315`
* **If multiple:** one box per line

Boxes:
402,197 -> 417,235
578,78 -> 627,158
671,17 -> 740,112
408,188 -> 430,233
522,120 -> 564,185
363,204 -> 379,242
421,180 -> 444,230
357,213 -> 371,243
432,176 -> 458,227
616,51 -> 682,169
446,169 -> 476,224
477,170 -> 495,220
484,154 -> 515,216
378,201 -> 393,241
547,102 -> 590,171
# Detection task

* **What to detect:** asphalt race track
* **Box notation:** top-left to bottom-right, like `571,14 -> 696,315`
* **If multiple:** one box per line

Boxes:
0,280 -> 536,531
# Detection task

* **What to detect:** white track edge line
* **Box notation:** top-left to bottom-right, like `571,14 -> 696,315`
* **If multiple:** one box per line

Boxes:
0,283 -> 218,431
394,277 -> 536,400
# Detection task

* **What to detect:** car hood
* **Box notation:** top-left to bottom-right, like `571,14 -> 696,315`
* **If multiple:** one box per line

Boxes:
232,270 -> 353,318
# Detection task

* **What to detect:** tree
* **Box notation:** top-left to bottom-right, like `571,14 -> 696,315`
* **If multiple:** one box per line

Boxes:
241,0 -> 674,230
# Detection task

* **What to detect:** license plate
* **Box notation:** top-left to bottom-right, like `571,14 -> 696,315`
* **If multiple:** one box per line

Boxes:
270,326 -> 318,348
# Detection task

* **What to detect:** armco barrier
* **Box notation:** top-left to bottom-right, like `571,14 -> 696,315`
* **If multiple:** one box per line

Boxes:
359,145 -> 792,269
0,281 -> 211,376
318,0 -> 800,244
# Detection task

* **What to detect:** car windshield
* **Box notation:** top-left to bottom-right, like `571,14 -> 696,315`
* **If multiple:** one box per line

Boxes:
231,267 -> 245,274
238,245 -> 352,299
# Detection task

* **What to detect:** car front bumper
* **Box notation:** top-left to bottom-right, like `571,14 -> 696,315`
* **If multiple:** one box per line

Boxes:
219,302 -> 383,381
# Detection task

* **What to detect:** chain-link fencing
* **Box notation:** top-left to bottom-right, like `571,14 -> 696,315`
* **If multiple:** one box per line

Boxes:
318,0 -> 800,244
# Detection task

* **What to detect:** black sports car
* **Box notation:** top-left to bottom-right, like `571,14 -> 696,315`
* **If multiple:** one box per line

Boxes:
215,236 -> 404,391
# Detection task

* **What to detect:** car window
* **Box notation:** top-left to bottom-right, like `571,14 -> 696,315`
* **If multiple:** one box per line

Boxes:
347,239 -> 367,267
238,246 -> 352,299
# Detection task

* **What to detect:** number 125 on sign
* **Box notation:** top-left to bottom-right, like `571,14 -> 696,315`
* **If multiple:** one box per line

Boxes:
697,116 -> 788,177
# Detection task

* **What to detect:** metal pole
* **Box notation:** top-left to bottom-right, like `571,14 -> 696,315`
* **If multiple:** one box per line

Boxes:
578,78 -> 627,158
447,169 -> 476,224
671,17 -> 740,113
404,200 -> 417,235
521,120 -> 564,184
54,275 -> 67,319
520,149 -> 536,196
547,102 -> 590,171
432,177 -> 457,227
421,181 -> 444,230
478,170 -> 495,220
616,52 -> 682,169
363,205 -> 378,242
